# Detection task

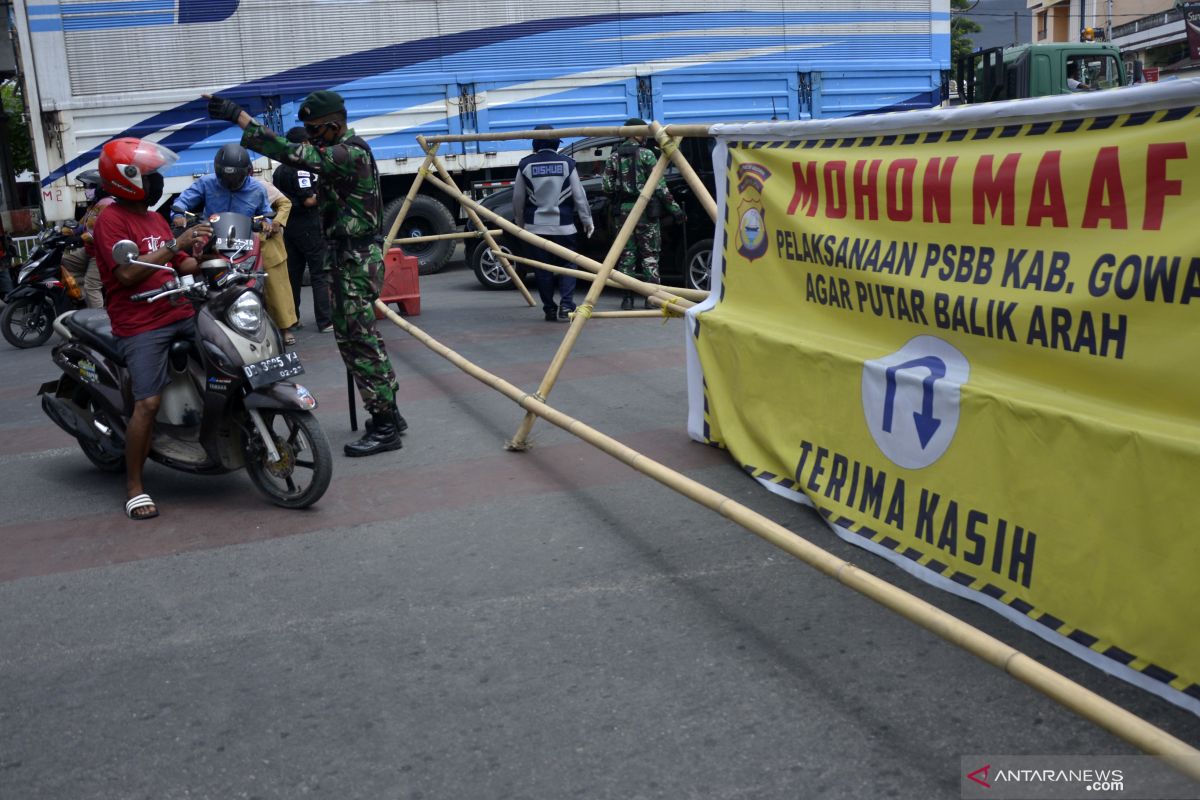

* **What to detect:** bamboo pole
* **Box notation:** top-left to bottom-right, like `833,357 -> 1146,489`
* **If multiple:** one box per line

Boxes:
421,171 -> 694,311
374,299 -> 1200,784
650,124 -> 717,223
501,252 -> 624,290
402,228 -> 502,244
427,125 -> 653,144
381,150 -> 434,252
507,153 -> 674,451
498,251 -> 710,301
663,124 -> 714,138
575,310 -> 667,319
419,137 -> 535,307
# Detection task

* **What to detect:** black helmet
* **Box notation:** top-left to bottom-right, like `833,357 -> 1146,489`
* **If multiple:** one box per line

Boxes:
76,168 -> 107,202
214,143 -> 251,191
532,123 -> 559,152
76,169 -> 103,187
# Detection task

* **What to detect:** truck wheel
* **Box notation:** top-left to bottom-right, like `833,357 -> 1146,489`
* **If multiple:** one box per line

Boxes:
469,239 -> 518,290
382,195 -> 456,275
683,239 -> 714,292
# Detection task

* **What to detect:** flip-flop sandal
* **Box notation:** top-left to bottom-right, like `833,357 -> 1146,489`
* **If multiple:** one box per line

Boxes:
125,493 -> 159,521
283,332 -> 297,346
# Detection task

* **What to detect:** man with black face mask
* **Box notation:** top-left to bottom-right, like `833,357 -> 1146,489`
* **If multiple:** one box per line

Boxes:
171,143 -> 274,236
93,138 -> 212,521
205,89 -> 404,458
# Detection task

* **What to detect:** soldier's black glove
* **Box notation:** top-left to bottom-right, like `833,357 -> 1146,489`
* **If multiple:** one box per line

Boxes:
207,95 -> 244,123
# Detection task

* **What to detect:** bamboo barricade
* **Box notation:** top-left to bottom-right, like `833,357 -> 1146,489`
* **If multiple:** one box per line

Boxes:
498,251 -> 710,302
419,171 -> 693,312
375,299 -> 1200,783
506,153 -> 674,450
418,136 -> 535,307
650,122 -> 718,223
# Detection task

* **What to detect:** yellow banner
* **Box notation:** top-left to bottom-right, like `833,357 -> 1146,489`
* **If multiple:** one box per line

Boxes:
690,99 -> 1200,712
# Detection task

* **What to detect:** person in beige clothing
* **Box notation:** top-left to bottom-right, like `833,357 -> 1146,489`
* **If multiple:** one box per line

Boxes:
259,179 -> 299,343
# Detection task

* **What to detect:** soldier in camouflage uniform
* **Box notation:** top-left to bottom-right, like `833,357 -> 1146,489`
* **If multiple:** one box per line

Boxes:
601,117 -> 685,310
206,90 -> 405,457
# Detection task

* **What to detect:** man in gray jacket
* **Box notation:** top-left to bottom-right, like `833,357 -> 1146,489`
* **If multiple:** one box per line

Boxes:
512,125 -> 594,321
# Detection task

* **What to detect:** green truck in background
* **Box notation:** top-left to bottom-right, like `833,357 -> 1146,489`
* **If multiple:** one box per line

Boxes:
956,42 -> 1128,104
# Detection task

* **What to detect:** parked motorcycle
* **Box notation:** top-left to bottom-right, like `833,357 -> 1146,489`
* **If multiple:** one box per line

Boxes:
38,212 -> 332,508
1,225 -> 85,348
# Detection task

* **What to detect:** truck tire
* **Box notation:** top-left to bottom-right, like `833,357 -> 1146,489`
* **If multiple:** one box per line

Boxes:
382,194 -> 456,275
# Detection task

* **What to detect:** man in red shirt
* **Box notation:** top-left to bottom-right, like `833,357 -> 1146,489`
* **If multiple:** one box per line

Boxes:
93,138 -> 211,520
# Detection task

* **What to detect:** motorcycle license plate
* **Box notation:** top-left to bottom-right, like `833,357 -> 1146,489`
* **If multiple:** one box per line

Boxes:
243,351 -> 304,389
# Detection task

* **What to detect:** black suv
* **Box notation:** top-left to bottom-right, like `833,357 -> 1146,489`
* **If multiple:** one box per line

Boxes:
466,136 -> 716,292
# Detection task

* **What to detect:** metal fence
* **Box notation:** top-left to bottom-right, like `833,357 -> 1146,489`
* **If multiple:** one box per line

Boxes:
10,235 -> 38,263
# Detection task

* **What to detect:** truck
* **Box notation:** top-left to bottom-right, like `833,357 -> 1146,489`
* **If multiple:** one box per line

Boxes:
9,0 -> 950,273
956,42 -> 1128,105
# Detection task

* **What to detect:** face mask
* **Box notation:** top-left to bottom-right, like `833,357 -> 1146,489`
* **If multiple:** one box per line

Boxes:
84,187 -> 97,202
305,121 -> 338,145
142,172 -> 165,206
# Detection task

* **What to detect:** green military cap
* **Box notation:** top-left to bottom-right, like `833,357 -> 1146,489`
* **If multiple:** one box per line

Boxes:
299,90 -> 346,121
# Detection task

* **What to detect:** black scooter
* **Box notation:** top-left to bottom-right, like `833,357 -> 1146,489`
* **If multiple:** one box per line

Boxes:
1,226 -> 84,349
38,212 -> 333,509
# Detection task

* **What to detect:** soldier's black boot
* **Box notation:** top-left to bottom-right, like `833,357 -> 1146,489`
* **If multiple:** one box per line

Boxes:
345,409 -> 403,457
620,291 -> 635,311
365,407 -> 408,435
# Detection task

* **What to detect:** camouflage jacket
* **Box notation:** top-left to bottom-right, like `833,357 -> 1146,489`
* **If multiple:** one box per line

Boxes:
242,121 -> 381,241
601,138 -> 681,217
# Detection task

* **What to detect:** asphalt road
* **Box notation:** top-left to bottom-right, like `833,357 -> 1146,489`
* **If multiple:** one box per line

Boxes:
1,257 -> 1197,800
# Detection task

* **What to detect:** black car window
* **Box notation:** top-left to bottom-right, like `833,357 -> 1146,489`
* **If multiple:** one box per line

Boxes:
569,139 -> 617,179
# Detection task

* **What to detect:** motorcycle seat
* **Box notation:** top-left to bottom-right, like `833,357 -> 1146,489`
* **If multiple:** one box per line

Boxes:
62,309 -> 124,363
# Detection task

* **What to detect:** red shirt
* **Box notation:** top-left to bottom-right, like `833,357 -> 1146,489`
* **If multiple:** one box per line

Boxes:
94,202 -> 194,337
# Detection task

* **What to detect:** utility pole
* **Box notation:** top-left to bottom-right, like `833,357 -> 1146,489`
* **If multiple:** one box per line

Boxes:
1013,11 -> 1019,45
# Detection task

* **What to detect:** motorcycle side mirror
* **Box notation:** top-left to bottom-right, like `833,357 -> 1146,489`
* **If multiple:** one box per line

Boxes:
112,240 -> 140,265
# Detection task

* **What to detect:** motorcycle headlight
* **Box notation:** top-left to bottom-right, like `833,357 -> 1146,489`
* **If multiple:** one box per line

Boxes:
226,292 -> 263,336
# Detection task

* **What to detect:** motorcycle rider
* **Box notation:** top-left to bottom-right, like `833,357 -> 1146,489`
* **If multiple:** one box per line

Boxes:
74,169 -> 115,308
92,138 -> 212,520
170,143 -> 274,237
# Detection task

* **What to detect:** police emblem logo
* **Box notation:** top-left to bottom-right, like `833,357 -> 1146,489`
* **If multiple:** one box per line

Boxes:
735,163 -> 771,262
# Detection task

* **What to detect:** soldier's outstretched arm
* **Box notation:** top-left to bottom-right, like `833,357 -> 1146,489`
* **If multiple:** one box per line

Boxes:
204,93 -> 360,180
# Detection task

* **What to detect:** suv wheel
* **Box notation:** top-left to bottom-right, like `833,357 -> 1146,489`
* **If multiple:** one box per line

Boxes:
683,239 -> 714,292
470,240 -> 518,290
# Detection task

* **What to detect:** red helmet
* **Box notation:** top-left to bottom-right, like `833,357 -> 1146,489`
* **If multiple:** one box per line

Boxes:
98,138 -> 178,200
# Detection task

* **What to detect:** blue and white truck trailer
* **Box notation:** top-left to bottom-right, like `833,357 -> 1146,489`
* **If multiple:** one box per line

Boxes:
10,0 -> 949,271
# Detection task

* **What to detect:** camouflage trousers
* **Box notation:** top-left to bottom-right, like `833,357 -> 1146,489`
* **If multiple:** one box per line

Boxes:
613,204 -> 661,284
330,242 -> 399,415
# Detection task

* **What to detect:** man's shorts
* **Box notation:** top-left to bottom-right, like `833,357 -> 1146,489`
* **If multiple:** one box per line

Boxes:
117,317 -> 196,402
